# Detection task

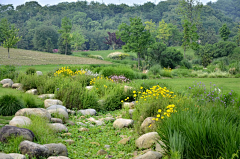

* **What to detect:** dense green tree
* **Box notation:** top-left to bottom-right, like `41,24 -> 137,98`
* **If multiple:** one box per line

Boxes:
161,47 -> 183,68
195,44 -> 214,67
58,37 -> 72,55
1,18 -> 21,58
117,17 -> 152,69
148,42 -> 167,65
70,25 -> 86,51
219,23 -> 231,41
45,38 -> 53,53
58,17 -> 72,55
33,26 -> 58,51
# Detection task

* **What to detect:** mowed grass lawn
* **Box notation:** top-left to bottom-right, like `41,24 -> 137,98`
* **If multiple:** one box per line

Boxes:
0,47 -> 112,66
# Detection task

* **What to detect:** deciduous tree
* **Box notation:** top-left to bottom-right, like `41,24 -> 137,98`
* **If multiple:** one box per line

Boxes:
104,32 -> 124,50
219,23 -> 230,41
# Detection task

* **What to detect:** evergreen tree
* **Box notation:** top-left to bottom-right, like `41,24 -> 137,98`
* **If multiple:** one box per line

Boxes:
219,23 -> 231,41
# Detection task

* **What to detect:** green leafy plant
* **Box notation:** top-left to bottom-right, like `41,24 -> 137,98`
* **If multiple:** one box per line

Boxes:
26,67 -> 36,75
0,94 -> 25,116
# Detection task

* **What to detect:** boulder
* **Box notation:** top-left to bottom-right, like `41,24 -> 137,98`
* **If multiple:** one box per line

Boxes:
15,108 -> 51,121
44,99 -> 63,109
9,153 -> 26,159
67,109 -> 75,115
50,123 -> 68,132
47,108 -> 68,120
124,85 -> 133,93
0,126 -> 35,142
9,116 -> 31,127
38,94 -> 55,99
47,105 -> 67,113
0,79 -> 13,85
87,117 -> 104,126
26,89 -> 38,95
19,140 -> 49,158
36,71 -> 43,76
3,83 -> 11,88
44,143 -> 68,156
135,132 -> 160,149
113,118 -> 134,129
77,109 -> 96,116
85,86 -> 94,90
0,153 -> 13,159
123,102 -> 135,109
12,83 -> 22,89
48,157 -> 70,159
140,117 -> 155,133
135,151 -> 162,159
50,118 -> 63,123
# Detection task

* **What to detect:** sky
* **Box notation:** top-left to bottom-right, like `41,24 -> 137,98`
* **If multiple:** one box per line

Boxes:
0,0 -> 217,8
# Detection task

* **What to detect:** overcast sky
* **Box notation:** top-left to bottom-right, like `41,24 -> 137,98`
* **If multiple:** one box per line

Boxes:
1,0 -> 217,8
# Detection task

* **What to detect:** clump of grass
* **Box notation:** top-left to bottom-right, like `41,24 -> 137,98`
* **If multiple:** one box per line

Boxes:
0,136 -> 24,154
26,67 -> 36,75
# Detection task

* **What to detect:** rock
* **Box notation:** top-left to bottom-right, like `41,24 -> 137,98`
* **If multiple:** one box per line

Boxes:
85,86 -> 94,90
87,117 -> 104,126
36,71 -> 43,76
67,109 -> 75,115
48,157 -> 70,159
64,139 -> 74,145
0,153 -> 14,159
12,83 -> 22,89
51,118 -> 63,123
90,142 -> 100,146
155,141 -> 165,154
78,128 -> 89,132
3,83 -> 11,88
9,153 -> 26,159
26,89 -> 38,95
100,117 -> 115,122
0,78 -> 13,85
47,108 -> 69,120
123,102 -> 135,109
15,108 -> 51,121
118,137 -> 131,145
46,105 -> 67,112
50,123 -> 68,133
44,143 -> 68,156
0,126 -> 35,142
135,132 -> 160,149
77,109 -> 96,116
38,94 -> 55,99
129,109 -> 135,119
61,133 -> 71,137
104,145 -> 110,149
124,85 -> 133,93
97,149 -> 108,155
44,99 -> 63,108
19,140 -> 49,158
135,151 -> 162,159
113,118 -> 134,129
65,120 -> 75,126
9,116 -> 31,127
76,122 -> 87,127
140,117 -> 156,133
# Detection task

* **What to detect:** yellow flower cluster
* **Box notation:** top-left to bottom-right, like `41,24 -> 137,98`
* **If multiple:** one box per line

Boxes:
89,76 -> 114,85
134,85 -> 176,102
54,67 -> 86,76
151,104 -> 176,122
163,67 -> 172,72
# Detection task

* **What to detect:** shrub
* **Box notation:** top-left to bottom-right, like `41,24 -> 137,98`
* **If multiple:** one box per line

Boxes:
20,93 -> 44,108
0,94 -> 25,116
109,75 -> 130,83
172,69 -> 192,77
149,64 -> 162,75
26,67 -> 36,75
100,66 -> 136,80
0,65 -> 17,80
160,48 -> 183,68
88,55 -> 104,60
160,68 -> 173,78
107,52 -> 130,60
180,59 -> 192,69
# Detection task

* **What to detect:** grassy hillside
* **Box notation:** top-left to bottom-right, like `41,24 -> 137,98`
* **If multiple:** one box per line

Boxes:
0,47 -> 112,66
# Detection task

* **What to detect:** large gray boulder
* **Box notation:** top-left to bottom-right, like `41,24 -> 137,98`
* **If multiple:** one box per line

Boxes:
9,153 -> 26,159
140,117 -> 156,133
26,89 -> 38,95
3,83 -> 11,88
48,157 -> 70,159
135,151 -> 162,159
50,123 -> 68,132
135,132 -> 160,149
19,140 -> 49,158
44,99 -> 63,109
77,109 -> 96,116
36,71 -> 43,76
0,78 -> 13,85
47,105 -> 67,113
38,94 -> 55,99
0,153 -> 13,159
113,118 -> 134,129
12,83 -> 22,89
15,108 -> 51,121
47,108 -> 68,120
9,116 -> 31,127
0,126 -> 35,142
44,143 -> 68,156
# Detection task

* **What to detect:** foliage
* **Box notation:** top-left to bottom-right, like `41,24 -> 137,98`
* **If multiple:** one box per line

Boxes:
104,32 -> 125,50
219,23 -> 231,41
156,19 -> 171,44
109,75 -> 130,83
107,52 -> 130,60
160,68 -> 173,78
117,17 -> 152,69
58,17 -> 72,55
100,66 -> 137,80
0,18 -> 21,58
181,59 -> 192,69
160,48 -> 183,68
0,65 -> 17,80
25,67 -> 36,75
0,94 -> 25,116
70,24 -> 86,51
149,64 -> 162,75
148,42 -> 167,65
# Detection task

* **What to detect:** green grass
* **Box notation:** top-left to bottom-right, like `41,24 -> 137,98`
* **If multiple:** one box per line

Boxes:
135,78 -> 240,95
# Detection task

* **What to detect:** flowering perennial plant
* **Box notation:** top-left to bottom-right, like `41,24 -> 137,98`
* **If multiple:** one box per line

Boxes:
109,75 -> 130,83
54,67 -> 86,76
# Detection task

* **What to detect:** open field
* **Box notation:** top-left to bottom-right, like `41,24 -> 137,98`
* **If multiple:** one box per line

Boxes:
0,47 -> 112,66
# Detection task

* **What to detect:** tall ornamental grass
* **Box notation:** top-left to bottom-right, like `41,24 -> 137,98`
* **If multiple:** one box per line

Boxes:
157,104 -> 240,159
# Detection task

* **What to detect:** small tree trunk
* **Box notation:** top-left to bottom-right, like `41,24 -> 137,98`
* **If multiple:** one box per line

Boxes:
137,52 -> 140,70
8,47 -> 10,58
65,43 -> 67,55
